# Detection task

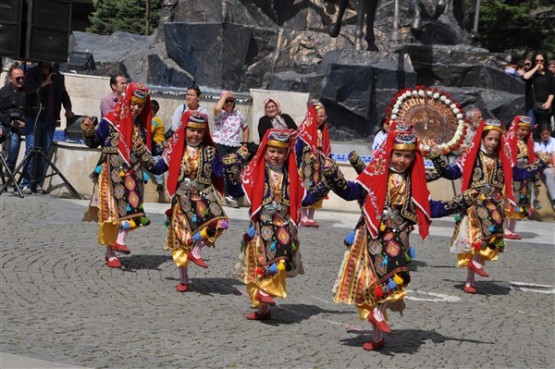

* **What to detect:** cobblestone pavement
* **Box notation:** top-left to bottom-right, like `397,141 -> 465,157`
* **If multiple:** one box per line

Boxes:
1,194 -> 554,369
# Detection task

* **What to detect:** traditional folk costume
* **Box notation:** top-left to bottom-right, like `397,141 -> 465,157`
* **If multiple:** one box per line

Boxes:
504,116 -> 538,239
323,123 -> 472,351
431,119 -> 546,294
239,130 -> 328,320
295,102 -> 331,227
145,112 -> 233,292
82,82 -> 154,269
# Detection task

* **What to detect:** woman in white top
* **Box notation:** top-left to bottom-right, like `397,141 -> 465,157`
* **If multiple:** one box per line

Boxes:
168,85 -> 208,137
213,90 -> 249,207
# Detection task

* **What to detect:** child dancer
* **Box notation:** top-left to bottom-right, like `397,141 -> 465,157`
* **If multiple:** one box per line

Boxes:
144,112 -> 240,292
504,115 -> 539,239
296,102 -> 331,227
81,82 -> 154,269
322,122 -> 474,351
239,129 -> 329,320
431,119 -> 546,294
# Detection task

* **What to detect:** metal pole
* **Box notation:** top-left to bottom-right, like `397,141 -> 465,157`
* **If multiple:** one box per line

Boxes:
146,0 -> 150,35
393,0 -> 400,42
472,0 -> 481,34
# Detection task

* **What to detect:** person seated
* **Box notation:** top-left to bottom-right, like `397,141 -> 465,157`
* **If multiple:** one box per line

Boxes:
257,97 -> 297,142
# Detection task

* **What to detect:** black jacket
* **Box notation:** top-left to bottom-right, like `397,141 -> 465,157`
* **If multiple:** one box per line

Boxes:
257,114 -> 297,141
0,84 -> 25,128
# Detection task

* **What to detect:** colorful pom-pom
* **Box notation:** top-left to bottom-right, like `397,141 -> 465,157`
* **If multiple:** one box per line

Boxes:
165,208 -> 172,217
126,205 -> 132,212
380,223 -> 386,232
122,221 -> 131,230
192,215 -> 197,223
140,217 -> 149,225
489,237 -> 496,244
473,241 -> 481,250
382,256 -> 388,267
220,219 -> 229,229
454,214 -> 461,223
374,286 -> 384,299
128,219 -> 136,228
409,247 -> 416,259
388,278 -> 397,290
344,230 -> 355,246
394,274 -> 404,285
277,260 -> 286,271
119,170 -> 125,177
480,194 -> 487,201
94,165 -> 103,174
270,240 -> 277,251
247,226 -> 255,238
489,225 -> 495,232
514,206 -> 521,213
291,242 -> 297,252
164,220 -> 169,227
255,267 -> 264,275
143,173 -> 150,183
268,263 -> 278,274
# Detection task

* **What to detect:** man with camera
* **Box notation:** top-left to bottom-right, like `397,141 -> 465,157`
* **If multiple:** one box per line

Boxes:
0,64 -> 26,177
21,61 -> 73,194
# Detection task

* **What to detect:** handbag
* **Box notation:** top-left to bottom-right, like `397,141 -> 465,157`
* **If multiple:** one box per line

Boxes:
533,102 -> 552,115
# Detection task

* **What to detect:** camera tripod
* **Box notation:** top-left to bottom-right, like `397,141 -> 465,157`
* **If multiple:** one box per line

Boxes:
11,142 -> 81,198
0,153 -> 24,197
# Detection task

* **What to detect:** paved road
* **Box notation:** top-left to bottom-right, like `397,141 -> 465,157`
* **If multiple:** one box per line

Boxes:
1,194 -> 554,369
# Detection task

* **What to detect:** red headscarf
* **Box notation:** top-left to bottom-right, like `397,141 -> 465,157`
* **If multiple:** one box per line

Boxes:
297,103 -> 331,157
456,119 -> 515,203
355,122 -> 431,239
506,115 -> 535,165
104,82 -> 152,165
241,129 -> 304,226
163,111 -> 223,197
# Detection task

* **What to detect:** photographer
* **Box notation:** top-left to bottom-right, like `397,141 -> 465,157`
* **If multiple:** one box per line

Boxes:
21,61 -> 73,194
0,64 -> 26,174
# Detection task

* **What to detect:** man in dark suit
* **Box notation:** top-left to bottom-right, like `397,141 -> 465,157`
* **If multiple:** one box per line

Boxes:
21,61 -> 74,194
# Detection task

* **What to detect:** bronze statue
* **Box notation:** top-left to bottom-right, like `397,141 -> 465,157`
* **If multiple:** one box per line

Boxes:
329,0 -> 447,51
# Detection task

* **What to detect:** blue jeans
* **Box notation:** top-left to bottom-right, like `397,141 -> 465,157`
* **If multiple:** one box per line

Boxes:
6,130 -> 23,173
21,118 -> 56,188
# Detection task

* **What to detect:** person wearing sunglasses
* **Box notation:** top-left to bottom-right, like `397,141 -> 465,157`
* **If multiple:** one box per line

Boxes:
522,52 -> 555,138
213,90 -> 249,208
0,64 -> 26,177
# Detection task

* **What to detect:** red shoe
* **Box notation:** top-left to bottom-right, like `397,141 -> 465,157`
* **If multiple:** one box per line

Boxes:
176,283 -> 189,293
245,310 -> 272,320
362,339 -> 385,351
105,256 -> 121,268
300,220 -> 311,227
463,284 -> 476,294
188,253 -> 208,268
255,291 -> 276,305
368,310 -> 392,334
467,260 -> 489,277
112,242 -> 131,254
309,220 -> 320,227
504,233 -> 521,240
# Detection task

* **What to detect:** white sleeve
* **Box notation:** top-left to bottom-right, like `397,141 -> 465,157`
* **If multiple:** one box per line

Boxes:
171,105 -> 184,132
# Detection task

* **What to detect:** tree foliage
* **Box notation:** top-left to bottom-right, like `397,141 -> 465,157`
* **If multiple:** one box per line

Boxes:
477,0 -> 554,59
87,0 -> 161,35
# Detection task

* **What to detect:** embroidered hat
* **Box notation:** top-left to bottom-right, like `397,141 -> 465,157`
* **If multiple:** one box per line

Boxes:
390,121 -> 417,150
514,115 -> 532,127
267,131 -> 291,148
130,84 -> 149,104
483,119 -> 503,133
187,113 -> 208,129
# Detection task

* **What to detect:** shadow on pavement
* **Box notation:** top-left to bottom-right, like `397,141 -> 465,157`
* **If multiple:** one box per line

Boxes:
341,328 -> 493,353
253,303 -> 340,325
183,277 -> 245,296
452,280 -> 512,296
118,254 -> 172,271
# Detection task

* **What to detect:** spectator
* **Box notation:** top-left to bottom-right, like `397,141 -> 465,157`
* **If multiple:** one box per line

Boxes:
514,60 -> 527,77
522,52 -> 555,136
150,100 -> 166,192
99,73 -> 127,118
371,117 -> 389,153
524,58 -> 532,72
534,125 -> 555,209
0,64 -> 25,175
459,107 -> 483,153
168,85 -> 208,138
549,60 -> 555,75
257,97 -> 297,141
213,90 -> 249,207
21,61 -> 74,194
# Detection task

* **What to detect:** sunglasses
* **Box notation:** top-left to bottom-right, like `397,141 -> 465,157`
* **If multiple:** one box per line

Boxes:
535,59 -> 544,63
14,77 -> 24,81
225,99 -> 235,104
